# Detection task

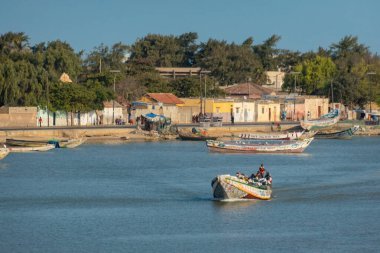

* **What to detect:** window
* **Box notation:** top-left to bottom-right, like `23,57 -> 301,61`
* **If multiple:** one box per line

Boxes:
216,107 -> 220,113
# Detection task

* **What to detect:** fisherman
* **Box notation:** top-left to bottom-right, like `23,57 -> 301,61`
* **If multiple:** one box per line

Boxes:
255,163 -> 266,179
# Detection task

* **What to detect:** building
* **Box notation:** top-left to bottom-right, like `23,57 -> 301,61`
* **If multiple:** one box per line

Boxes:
263,71 -> 286,91
232,100 -> 256,123
255,100 -> 281,122
0,106 -> 37,127
134,93 -> 184,123
222,82 -> 276,99
102,100 -> 124,125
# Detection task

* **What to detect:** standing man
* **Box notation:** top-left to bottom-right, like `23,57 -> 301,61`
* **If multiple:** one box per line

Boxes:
38,116 -> 42,127
230,106 -> 234,125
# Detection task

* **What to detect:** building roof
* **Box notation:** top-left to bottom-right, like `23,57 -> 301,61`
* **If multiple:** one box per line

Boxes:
145,93 -> 184,105
103,100 -> 123,108
223,83 -> 275,98
59,72 -> 73,83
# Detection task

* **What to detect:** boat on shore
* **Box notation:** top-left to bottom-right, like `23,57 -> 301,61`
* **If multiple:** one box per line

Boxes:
315,125 -> 360,139
0,147 -> 10,160
6,138 -> 51,147
8,144 -> 56,153
178,132 -> 217,141
58,137 -> 87,148
301,109 -> 340,130
206,138 -> 314,153
211,174 -> 272,200
239,130 -> 305,140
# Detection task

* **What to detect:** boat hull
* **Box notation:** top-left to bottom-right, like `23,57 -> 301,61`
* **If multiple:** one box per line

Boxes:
0,148 -> 10,160
179,133 -> 217,141
315,126 -> 359,139
239,131 -> 304,140
8,144 -> 56,152
59,138 -> 87,148
207,138 -> 313,153
212,175 -> 272,200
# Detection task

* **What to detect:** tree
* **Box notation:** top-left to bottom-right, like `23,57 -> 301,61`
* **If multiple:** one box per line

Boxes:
197,38 -> 264,85
253,34 -> 281,71
283,55 -> 336,95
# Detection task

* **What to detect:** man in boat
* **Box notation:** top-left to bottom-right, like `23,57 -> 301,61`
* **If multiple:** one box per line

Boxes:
249,163 -> 266,180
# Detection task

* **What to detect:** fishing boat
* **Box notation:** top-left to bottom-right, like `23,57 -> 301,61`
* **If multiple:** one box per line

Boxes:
8,144 -> 56,153
0,147 -> 10,160
300,109 -> 340,130
211,174 -> 272,200
178,132 -> 217,141
59,137 -> 87,148
206,138 -> 314,153
315,125 -> 360,139
6,138 -> 50,147
239,130 -> 305,140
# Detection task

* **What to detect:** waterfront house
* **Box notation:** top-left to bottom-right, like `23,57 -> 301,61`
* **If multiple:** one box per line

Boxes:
102,100 -> 124,125
134,93 -> 184,123
232,100 -> 256,123
254,100 -> 281,122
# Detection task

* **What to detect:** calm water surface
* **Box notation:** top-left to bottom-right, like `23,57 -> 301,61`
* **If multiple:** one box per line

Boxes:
0,137 -> 379,253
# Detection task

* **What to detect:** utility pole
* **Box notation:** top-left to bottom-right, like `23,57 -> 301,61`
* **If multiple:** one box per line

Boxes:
366,72 -> 376,113
330,79 -> 334,104
110,70 -> 120,125
290,72 -> 300,121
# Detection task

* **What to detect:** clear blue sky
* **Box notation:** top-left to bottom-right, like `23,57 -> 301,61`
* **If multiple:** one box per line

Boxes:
0,0 -> 379,55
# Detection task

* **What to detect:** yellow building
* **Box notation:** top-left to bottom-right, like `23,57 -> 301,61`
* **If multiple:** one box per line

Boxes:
255,100 -> 281,122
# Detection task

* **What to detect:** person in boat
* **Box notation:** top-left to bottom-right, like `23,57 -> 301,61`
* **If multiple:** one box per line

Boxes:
256,164 -> 266,179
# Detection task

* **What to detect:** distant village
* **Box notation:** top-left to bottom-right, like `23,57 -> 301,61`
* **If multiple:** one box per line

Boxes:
0,68 -> 377,128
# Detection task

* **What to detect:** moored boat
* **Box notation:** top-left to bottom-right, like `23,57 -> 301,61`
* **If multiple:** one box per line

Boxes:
206,138 -> 314,153
315,125 -> 360,139
178,132 -> 217,141
301,109 -> 340,130
0,147 -> 10,160
239,130 -> 305,140
211,174 -> 272,200
6,138 -> 50,147
8,144 -> 56,153
59,137 -> 87,148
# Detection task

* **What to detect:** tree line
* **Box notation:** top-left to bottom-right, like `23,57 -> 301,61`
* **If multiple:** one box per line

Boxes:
0,31 -> 379,113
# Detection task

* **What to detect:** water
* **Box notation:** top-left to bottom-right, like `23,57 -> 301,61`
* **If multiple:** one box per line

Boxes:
0,137 -> 379,253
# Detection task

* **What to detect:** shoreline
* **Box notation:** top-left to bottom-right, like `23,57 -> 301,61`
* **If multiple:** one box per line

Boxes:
1,122 -> 379,144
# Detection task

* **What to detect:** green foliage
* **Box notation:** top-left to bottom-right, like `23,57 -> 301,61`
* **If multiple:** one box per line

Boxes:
283,56 -> 336,95
1,31 -> 380,111
197,38 -> 264,85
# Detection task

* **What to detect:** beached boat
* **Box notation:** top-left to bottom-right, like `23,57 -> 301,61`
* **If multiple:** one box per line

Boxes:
59,138 -> 87,148
6,138 -> 50,147
8,144 -> 56,153
211,174 -> 272,200
301,109 -> 340,130
206,138 -> 314,153
0,147 -> 10,160
178,132 -> 217,141
315,125 -> 360,139
239,130 -> 305,140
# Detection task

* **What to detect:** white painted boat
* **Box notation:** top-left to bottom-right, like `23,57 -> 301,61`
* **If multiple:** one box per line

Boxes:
239,130 -> 305,140
206,138 -> 314,153
211,174 -> 272,200
0,147 -> 10,160
8,144 -> 56,153
59,138 -> 86,148
301,109 -> 340,130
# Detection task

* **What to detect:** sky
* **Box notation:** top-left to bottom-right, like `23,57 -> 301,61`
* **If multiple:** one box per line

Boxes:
0,0 -> 379,55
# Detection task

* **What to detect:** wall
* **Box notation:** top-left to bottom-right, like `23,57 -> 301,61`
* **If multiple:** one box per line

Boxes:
304,97 -> 329,119
255,101 -> 281,122
0,107 -> 37,127
233,101 -> 255,122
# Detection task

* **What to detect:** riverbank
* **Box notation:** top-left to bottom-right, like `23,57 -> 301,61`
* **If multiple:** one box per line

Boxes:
0,121 -> 379,144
